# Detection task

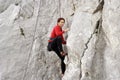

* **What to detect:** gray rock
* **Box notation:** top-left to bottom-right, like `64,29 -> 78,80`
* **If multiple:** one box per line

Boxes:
0,0 -> 120,80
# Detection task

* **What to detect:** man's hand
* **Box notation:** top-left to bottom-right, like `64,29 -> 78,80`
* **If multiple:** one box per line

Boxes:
64,28 -> 70,32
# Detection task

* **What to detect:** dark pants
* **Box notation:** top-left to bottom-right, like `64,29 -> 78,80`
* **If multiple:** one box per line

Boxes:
47,36 -> 66,74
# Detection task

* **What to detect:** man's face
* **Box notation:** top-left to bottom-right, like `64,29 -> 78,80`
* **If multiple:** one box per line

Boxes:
58,20 -> 65,27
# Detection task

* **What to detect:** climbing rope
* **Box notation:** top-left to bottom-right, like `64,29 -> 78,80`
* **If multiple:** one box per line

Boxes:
22,0 -> 41,80
59,0 -> 61,17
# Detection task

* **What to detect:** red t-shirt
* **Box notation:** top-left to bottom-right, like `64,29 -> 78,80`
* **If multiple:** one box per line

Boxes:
48,25 -> 66,44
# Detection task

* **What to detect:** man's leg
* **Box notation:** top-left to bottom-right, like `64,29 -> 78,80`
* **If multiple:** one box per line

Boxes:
50,36 -> 66,56
52,47 -> 66,75
56,36 -> 68,56
50,37 -> 66,74
56,36 -> 63,52
61,57 -> 66,74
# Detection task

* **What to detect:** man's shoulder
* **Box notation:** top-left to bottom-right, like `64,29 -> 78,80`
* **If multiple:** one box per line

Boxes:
54,25 -> 60,29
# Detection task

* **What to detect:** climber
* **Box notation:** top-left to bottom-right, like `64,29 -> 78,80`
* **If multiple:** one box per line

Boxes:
47,17 -> 70,76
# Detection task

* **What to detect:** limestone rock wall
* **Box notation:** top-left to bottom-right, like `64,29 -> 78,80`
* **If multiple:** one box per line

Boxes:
0,0 -> 120,80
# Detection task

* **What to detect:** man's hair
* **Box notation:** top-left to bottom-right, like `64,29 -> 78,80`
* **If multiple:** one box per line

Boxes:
57,18 -> 65,23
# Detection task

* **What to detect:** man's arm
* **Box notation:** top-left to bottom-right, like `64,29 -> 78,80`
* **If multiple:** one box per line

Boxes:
55,26 -> 65,36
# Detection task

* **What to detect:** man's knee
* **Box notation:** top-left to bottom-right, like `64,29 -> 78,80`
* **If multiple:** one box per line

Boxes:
57,36 -> 62,39
57,36 -> 62,42
61,56 -> 65,61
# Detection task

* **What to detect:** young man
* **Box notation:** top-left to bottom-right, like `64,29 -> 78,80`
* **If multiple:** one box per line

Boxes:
47,18 -> 69,76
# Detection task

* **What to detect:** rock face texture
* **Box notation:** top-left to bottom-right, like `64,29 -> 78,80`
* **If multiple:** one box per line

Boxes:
0,0 -> 120,80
